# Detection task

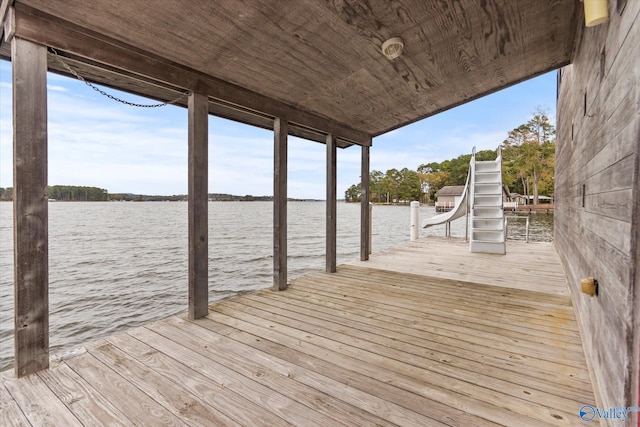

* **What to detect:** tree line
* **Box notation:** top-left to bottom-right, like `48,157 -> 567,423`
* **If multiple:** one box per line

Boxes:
345,112 -> 556,206
0,186 -> 109,201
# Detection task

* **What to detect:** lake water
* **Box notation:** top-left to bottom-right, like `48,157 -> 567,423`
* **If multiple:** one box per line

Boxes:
0,201 -> 553,371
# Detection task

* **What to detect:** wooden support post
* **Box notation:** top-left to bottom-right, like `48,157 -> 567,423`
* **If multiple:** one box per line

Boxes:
12,37 -> 49,377
273,118 -> 288,290
326,134 -> 337,273
360,143 -> 371,261
188,92 -> 208,319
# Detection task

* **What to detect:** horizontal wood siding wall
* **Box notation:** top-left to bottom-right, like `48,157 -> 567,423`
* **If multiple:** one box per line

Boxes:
555,1 -> 640,423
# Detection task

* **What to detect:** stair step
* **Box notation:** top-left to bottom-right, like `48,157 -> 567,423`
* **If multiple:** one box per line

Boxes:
473,208 -> 504,219
474,195 -> 502,206
474,172 -> 501,184
472,230 -> 505,241
470,241 -> 506,254
473,218 -> 504,230
474,183 -> 502,194
475,162 -> 500,172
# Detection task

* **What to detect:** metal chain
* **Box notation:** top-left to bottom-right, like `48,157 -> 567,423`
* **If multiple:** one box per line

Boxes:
50,48 -> 185,108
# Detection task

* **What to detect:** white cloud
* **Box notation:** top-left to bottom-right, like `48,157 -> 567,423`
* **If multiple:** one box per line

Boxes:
47,85 -> 68,92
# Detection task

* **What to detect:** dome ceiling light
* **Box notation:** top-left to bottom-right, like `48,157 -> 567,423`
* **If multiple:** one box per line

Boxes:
381,37 -> 404,60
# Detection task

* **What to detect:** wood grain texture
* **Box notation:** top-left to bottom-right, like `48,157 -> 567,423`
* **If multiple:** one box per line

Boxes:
3,372 -> 81,426
0,239 -> 596,426
12,37 -> 49,377
360,144 -> 370,261
6,3 -> 369,145
188,92 -> 208,319
7,0 -> 577,136
0,382 -> 31,426
555,0 -> 640,422
273,118 -> 288,290
326,134 -> 337,273
37,362 -> 132,425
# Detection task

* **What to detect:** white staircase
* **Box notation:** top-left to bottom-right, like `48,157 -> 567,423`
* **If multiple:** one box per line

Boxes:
469,150 -> 505,254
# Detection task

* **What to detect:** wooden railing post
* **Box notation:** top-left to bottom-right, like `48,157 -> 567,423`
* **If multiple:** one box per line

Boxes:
273,118 -> 288,290
188,92 -> 209,319
360,143 -> 371,261
326,134 -> 337,273
12,37 -> 49,376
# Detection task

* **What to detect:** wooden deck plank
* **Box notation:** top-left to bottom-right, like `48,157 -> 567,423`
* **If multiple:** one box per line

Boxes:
203,309 -> 553,426
0,239 -> 596,427
150,317 -> 405,427
192,316 -> 501,427
258,286 -> 593,391
0,382 -> 31,427
127,324 -> 339,427
91,341 -> 241,427
64,353 -> 186,426
286,280 -> 585,367
337,264 -> 573,307
295,271 -> 579,338
208,299 -> 581,425
347,239 -> 569,296
296,272 -> 578,327
238,291 -> 593,400
2,372 -> 82,426
222,294 -> 592,409
37,362 -> 133,426
108,329 -> 283,427
293,274 -> 583,353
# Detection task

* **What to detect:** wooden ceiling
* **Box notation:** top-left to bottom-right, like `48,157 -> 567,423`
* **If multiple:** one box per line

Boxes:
1,0 -> 579,146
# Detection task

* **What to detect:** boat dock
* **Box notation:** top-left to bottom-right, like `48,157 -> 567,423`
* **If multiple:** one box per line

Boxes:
503,203 -> 555,213
1,238 -> 595,426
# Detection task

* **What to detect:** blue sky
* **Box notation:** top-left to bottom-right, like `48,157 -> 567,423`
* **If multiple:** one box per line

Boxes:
0,60 -> 557,199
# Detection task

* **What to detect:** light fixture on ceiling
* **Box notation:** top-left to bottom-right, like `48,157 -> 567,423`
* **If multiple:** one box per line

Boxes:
381,37 -> 404,60
582,0 -> 609,27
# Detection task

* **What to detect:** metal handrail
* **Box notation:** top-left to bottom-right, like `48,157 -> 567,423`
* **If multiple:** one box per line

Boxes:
504,215 -> 530,243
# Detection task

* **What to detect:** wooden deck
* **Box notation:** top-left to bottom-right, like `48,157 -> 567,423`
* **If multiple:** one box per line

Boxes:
1,238 -> 595,426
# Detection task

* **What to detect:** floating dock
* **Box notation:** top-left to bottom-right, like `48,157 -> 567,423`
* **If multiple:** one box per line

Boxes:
1,238 -> 595,426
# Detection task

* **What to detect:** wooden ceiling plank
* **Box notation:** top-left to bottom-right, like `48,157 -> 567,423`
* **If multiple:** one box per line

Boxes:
10,0 -> 578,138
9,4 -> 370,146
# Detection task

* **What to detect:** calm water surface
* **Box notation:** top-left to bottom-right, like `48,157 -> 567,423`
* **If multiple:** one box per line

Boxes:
0,201 -> 552,371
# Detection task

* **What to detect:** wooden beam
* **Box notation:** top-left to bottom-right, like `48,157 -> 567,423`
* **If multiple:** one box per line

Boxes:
10,4 -> 371,146
12,37 -> 49,377
273,118 -> 288,291
188,92 -> 208,319
0,0 -> 12,32
326,134 -> 337,273
360,143 -> 371,261
2,4 -> 14,42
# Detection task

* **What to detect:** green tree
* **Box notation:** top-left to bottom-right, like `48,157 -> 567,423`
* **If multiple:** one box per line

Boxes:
345,183 -> 361,202
502,111 -> 556,205
48,185 -> 109,201
397,168 -> 421,202
369,170 -> 384,203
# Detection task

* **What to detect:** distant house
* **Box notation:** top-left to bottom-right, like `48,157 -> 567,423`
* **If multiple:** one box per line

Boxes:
508,193 -> 554,205
509,193 -> 528,205
434,185 -> 465,212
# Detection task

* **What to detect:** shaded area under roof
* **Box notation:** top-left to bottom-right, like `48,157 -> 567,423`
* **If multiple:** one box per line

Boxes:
0,0 -> 579,145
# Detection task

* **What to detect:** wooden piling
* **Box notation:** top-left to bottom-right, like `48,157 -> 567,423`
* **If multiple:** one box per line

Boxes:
273,118 -> 288,290
326,135 -> 337,273
188,92 -> 209,319
12,37 -> 49,376
360,144 -> 370,261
